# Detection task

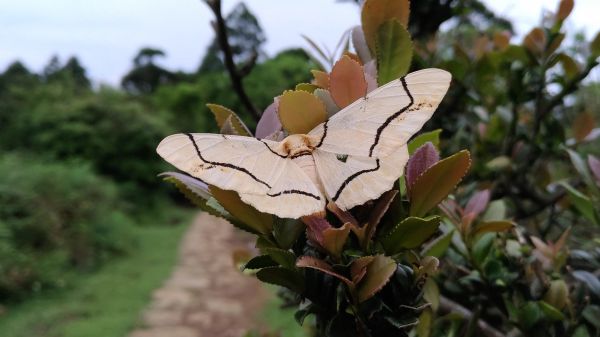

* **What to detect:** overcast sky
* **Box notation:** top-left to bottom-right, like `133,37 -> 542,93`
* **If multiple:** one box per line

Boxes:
1,0 -> 599,85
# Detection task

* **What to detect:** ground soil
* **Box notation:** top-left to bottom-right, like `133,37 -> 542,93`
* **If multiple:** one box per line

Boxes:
129,212 -> 268,337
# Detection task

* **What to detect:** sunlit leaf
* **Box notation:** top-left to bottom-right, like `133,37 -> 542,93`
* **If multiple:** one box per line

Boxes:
409,150 -> 471,217
357,255 -> 396,302
206,104 -> 252,136
295,83 -> 319,93
311,70 -> 330,89
329,55 -> 367,109
376,19 -> 413,85
408,129 -> 442,154
523,28 -> 546,56
210,186 -> 273,234
361,0 -> 410,53
278,90 -> 327,134
382,216 -> 441,254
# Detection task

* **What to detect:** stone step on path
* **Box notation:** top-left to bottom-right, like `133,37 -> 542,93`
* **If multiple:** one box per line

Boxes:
129,212 -> 267,337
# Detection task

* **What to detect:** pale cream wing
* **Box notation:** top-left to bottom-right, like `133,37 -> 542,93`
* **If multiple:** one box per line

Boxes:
157,133 -> 325,218
309,68 -> 451,158
312,146 -> 409,210
239,158 -> 325,219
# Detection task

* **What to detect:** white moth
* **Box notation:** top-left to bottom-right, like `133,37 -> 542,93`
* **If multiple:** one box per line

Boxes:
157,68 -> 451,219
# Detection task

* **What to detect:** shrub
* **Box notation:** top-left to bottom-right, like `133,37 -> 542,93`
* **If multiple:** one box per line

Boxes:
0,154 -> 135,301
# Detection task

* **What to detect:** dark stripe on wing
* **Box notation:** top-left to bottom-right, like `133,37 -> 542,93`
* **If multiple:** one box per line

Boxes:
185,133 -> 272,189
315,120 -> 329,148
368,77 -> 414,157
332,159 -> 380,201
260,140 -> 288,158
267,189 -> 321,200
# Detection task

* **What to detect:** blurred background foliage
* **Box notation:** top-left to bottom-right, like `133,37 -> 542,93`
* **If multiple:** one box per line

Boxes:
0,0 -> 599,336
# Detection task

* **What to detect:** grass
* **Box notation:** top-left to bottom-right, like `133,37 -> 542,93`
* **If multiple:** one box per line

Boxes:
260,286 -> 310,337
0,208 -> 193,337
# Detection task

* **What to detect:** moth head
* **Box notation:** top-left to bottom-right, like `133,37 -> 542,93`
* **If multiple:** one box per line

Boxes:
281,134 -> 315,156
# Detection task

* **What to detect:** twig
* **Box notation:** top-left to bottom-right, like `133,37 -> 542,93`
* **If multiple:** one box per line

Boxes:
439,296 -> 507,337
205,0 -> 261,122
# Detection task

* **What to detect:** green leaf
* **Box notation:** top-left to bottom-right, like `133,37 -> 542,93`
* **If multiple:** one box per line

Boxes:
483,200 -> 507,221
408,129 -> 442,154
357,255 -> 396,302
417,308 -> 433,337
376,19 -> 413,85
243,255 -> 278,270
210,186 -> 273,234
567,149 -> 600,196
517,302 -> 543,330
539,301 -> 565,321
422,229 -> 454,257
472,233 -> 495,267
263,248 -> 296,269
559,182 -> 598,225
273,218 -> 305,250
423,278 -> 440,311
382,216 -> 441,254
471,221 -> 515,238
361,0 -> 410,53
409,150 -> 471,217
206,104 -> 252,136
256,267 -> 304,293
295,83 -> 319,93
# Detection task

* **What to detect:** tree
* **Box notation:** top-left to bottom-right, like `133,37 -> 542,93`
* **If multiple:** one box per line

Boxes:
121,47 -> 178,94
198,2 -> 266,73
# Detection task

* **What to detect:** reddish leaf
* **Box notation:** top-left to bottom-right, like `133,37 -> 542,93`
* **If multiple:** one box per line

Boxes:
329,55 -> 367,109
296,256 -> 353,287
366,190 -> 398,241
361,0 -> 410,53
311,70 -> 330,89
256,100 -> 282,139
301,215 -> 332,249
322,223 -> 352,259
350,256 -> 375,284
406,142 -> 440,192
523,28 -> 546,56
572,112 -> 596,142
470,221 -> 515,238
493,31 -> 511,50
464,189 -> 491,218
588,155 -> 600,184
556,0 -> 574,22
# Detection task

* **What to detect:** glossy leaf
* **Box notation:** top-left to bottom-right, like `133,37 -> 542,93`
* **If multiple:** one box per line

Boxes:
278,90 -> 327,134
263,247 -> 296,269
382,216 -> 441,254
209,186 -> 273,234
409,150 -> 471,217
361,0 -> 410,53
376,19 -> 413,85
273,218 -> 305,250
206,104 -> 252,136
408,129 -> 442,154
243,255 -> 278,270
357,255 -> 396,302
406,142 -> 440,192
256,267 -> 304,293
329,55 -> 367,109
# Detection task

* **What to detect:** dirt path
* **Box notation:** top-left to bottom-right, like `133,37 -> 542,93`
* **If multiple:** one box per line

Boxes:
129,212 -> 268,337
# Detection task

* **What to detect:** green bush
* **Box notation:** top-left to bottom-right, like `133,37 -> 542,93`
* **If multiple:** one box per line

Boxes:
0,154 -> 135,301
